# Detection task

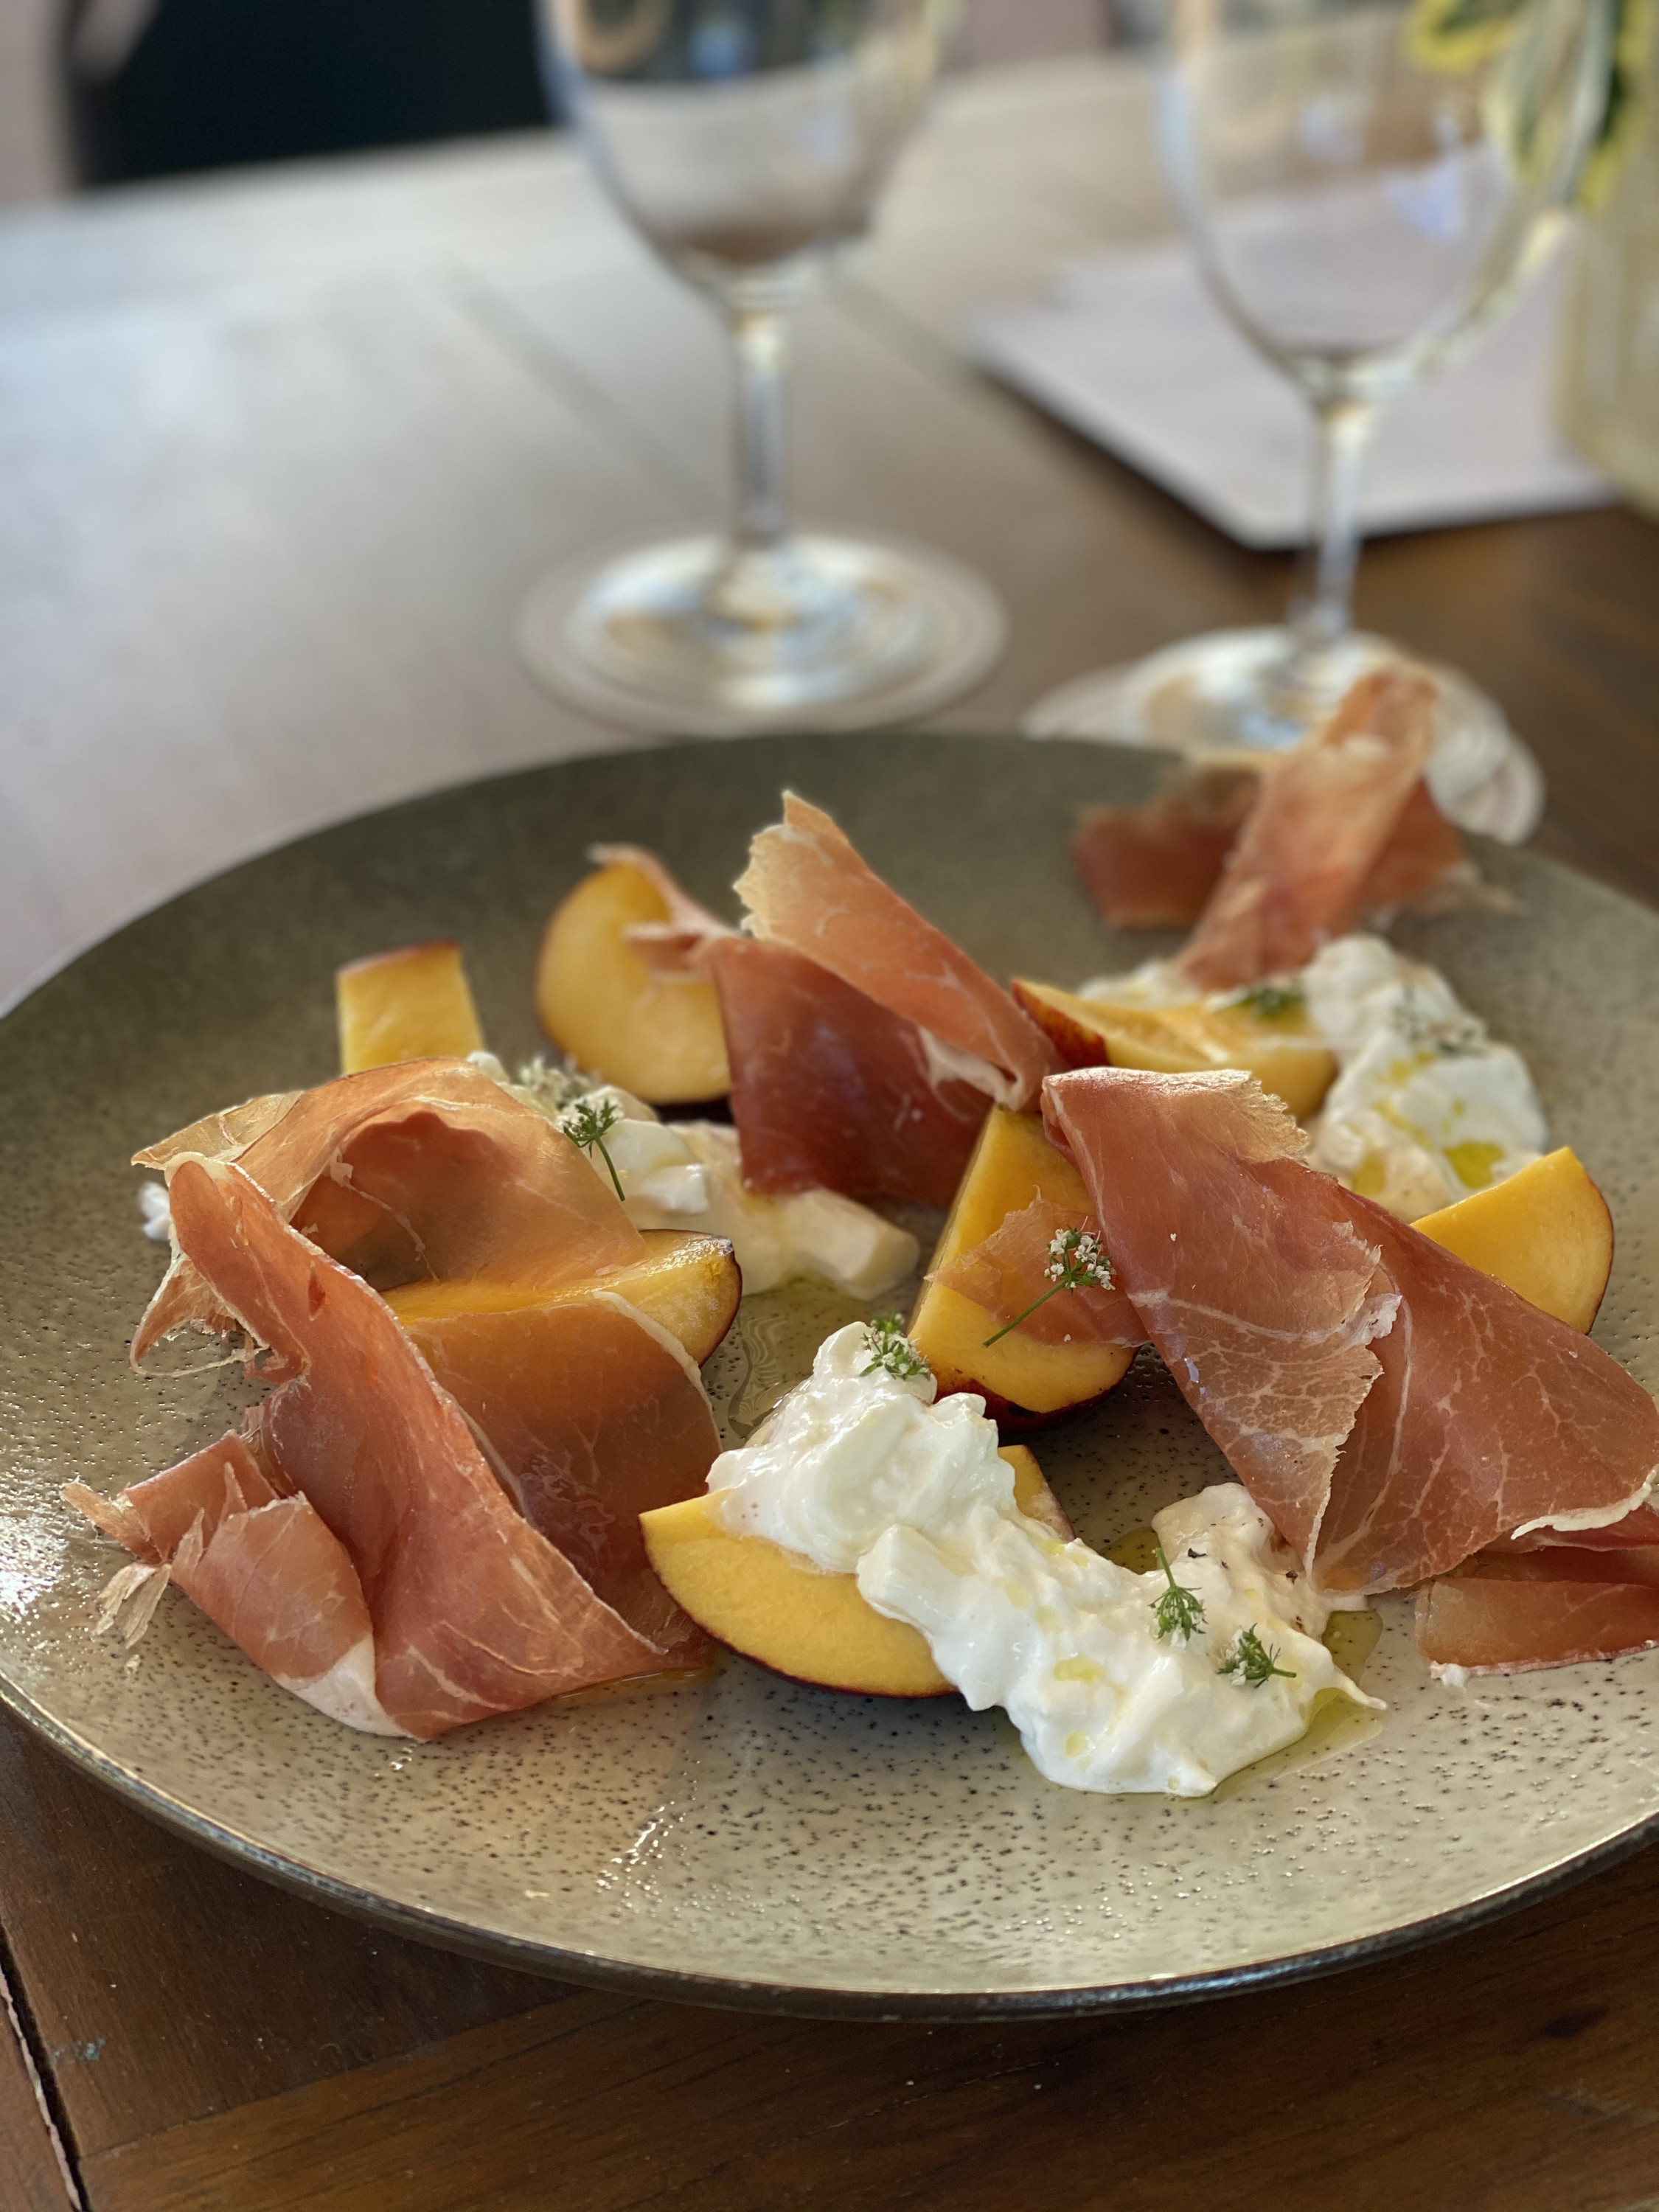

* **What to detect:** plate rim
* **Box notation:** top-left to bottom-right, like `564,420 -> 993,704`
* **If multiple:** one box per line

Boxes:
5,1666 -> 1655,2023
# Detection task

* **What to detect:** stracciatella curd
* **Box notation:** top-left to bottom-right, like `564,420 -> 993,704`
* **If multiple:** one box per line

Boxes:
710,1324 -> 1378,1796
470,1057 -> 918,1300
1075,933 -> 1547,1222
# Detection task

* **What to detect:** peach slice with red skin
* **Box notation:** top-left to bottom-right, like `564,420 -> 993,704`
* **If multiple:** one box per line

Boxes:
1012,978 -> 1338,1121
336,941 -> 485,1074
1413,1147 -> 1613,1333
641,1445 -> 1069,1697
908,1107 -> 1135,1433
535,859 -> 731,1105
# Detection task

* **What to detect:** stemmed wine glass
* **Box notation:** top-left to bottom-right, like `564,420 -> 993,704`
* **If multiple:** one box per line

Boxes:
521,0 -> 1004,736
1028,0 -> 1613,827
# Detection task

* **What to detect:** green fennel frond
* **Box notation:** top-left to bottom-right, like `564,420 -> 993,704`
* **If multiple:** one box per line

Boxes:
560,1093 -> 626,1201
982,1225 -> 1114,1348
1152,1543 -> 1206,1643
860,1313 -> 931,1383
1217,1626 -> 1296,1687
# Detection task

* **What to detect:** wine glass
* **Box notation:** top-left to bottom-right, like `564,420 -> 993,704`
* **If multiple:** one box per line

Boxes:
1027,0 -> 1613,828
521,0 -> 1004,736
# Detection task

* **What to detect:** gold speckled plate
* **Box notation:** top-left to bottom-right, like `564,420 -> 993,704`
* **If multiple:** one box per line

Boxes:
4,733 -> 1657,2020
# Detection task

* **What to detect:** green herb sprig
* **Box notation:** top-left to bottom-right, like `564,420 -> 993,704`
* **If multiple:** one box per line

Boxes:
982,1225 -> 1114,1349
1217,1627 -> 1296,1688
859,1314 -> 931,1384
1151,1543 -> 1206,1644
1222,980 -> 1305,1022
560,1093 -> 626,1202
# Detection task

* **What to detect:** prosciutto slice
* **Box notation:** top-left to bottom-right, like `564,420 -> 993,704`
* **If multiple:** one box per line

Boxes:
133,1059 -> 641,1360
67,1430 -> 285,1560
1175,669 -> 1439,990
1501,1505 -> 1659,1553
1044,1065 -> 1659,1595
1416,1548 -> 1659,1674
706,935 -> 988,1206
1354,777 -> 1478,922
734,793 -> 1061,1110
1070,767 -> 1260,930
66,1432 -> 400,1733
400,1294 -> 719,1657
1072,767 -> 1476,934
933,1197 -> 1143,1349
102,1157 -> 695,1736
1318,1189 -> 1658,1591
1045,1068 -> 1397,1566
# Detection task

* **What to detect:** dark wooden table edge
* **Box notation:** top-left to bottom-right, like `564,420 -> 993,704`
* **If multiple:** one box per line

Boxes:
7,1672 -> 1658,2030
1,1923 -> 83,2211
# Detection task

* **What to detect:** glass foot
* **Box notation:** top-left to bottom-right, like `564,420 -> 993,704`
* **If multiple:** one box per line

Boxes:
1024,626 -> 1544,843
518,531 -> 1005,737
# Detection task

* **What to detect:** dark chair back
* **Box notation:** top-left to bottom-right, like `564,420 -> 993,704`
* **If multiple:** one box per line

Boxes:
60,0 -> 556,188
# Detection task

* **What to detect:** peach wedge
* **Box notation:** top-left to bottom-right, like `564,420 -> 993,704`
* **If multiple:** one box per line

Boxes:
908,1107 -> 1134,1432
1414,1147 -> 1613,1333
336,940 -> 485,1074
383,1229 -> 742,1369
641,1445 -> 1071,1698
535,859 -> 730,1105
1012,978 -> 1337,1121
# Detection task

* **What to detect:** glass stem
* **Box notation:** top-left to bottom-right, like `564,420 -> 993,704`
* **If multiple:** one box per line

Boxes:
728,306 -> 790,555
1288,396 -> 1377,664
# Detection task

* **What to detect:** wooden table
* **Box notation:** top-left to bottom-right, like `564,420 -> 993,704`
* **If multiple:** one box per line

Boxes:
3,55 -> 1658,2212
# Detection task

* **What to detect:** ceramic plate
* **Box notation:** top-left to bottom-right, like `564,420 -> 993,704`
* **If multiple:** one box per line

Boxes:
4,734 -> 1657,2021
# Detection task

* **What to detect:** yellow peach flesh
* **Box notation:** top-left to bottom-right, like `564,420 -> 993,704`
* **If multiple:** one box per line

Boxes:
908,1107 -> 1134,1426
1414,1146 -> 1613,1332
335,940 -> 485,1074
640,1445 -> 1068,1698
383,1230 -> 741,1367
535,860 -> 730,1104
1012,978 -> 1337,1121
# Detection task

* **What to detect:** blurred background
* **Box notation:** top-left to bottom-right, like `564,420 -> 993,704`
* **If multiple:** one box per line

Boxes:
0,0 -> 1154,205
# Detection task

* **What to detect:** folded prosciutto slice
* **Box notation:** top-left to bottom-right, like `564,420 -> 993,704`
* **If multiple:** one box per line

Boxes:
66,1430 -> 397,1732
1416,1548 -> 1659,1675
77,1158 -> 707,1736
1070,766 -> 1260,931
706,936 -> 988,1206
1353,778 -> 1477,922
932,1196 -> 1143,1349
1175,669 -> 1439,990
400,1295 -> 718,1657
709,796 -> 1062,1206
1044,1065 -> 1659,1596
1416,1506 -> 1659,1674
734,795 -> 1061,1111
1502,1505 -> 1659,1553
1071,762 -> 1475,934
133,1059 -> 642,1361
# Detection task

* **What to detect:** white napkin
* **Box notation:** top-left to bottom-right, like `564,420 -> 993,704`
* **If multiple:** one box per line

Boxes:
968,238 -> 1610,549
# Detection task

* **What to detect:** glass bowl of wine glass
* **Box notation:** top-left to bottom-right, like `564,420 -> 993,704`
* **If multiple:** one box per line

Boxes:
521,0 -> 1006,736
1028,0 -> 1614,833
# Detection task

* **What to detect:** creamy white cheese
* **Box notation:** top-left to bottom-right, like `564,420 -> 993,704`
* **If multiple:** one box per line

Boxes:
1076,935 -> 1548,1222
579,1086 -> 712,1215
470,1057 -> 918,1301
136,1180 -> 173,1244
1301,936 -> 1546,1220
710,1324 -> 1378,1796
626,1121 -> 919,1301
1076,957 -> 1198,1010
